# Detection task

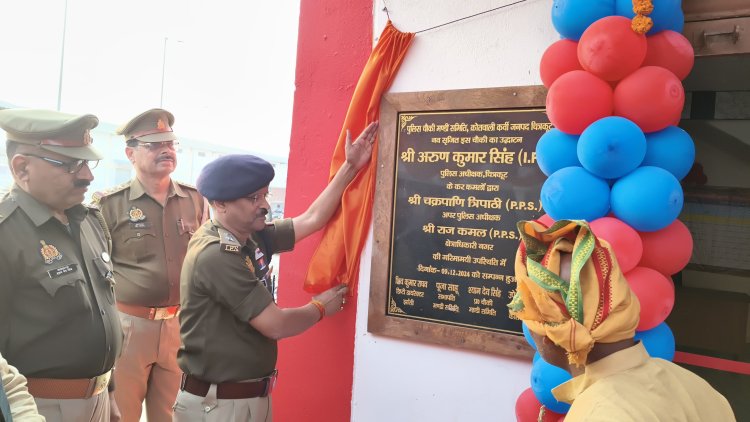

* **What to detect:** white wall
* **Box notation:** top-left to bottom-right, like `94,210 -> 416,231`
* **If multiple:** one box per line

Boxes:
352,1 -> 557,421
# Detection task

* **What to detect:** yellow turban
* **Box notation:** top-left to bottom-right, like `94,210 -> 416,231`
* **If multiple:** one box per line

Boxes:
508,220 -> 640,366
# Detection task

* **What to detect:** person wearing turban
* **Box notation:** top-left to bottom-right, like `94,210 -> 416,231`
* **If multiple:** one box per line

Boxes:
509,220 -> 735,422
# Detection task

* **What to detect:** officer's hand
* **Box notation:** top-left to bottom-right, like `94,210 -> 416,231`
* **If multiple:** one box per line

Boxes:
313,284 -> 348,317
345,121 -> 379,171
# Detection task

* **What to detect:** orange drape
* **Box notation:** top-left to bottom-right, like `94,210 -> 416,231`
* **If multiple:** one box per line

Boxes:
304,22 -> 414,294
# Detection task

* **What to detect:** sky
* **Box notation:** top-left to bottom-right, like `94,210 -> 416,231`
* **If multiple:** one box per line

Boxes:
0,0 -> 300,159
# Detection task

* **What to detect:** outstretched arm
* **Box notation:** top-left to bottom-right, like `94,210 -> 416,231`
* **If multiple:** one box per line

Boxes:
292,121 -> 379,242
249,284 -> 348,339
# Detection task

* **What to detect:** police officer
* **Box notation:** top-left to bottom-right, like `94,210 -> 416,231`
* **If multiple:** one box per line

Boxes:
173,122 -> 378,422
92,109 -> 207,422
0,109 -> 123,421
1,352 -> 43,421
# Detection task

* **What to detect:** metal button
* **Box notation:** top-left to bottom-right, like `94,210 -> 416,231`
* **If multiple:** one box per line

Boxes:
102,252 -> 111,262
204,407 -> 211,412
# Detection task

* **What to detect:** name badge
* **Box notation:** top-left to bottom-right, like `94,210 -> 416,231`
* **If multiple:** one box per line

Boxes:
47,264 -> 77,279
224,244 -> 240,253
130,222 -> 152,229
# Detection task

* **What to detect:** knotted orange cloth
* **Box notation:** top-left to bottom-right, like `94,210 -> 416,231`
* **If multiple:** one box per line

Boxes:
508,220 -> 640,366
303,22 -> 414,294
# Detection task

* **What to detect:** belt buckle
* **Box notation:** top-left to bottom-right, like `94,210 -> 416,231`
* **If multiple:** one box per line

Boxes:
152,306 -> 178,320
91,370 -> 111,397
153,307 -> 168,320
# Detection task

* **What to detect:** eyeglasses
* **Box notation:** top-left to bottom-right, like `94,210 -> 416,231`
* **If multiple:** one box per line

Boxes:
24,154 -> 99,174
136,141 -> 179,151
246,192 -> 272,205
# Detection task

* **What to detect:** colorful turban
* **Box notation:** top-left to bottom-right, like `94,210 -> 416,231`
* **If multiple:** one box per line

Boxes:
508,220 -> 640,366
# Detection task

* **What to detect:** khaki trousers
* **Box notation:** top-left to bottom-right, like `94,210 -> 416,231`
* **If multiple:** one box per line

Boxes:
172,389 -> 272,422
35,390 -> 109,422
114,312 -> 181,422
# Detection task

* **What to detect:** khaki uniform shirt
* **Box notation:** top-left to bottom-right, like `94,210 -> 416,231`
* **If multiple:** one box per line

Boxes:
554,342 -> 736,421
0,185 -> 122,379
0,352 -> 43,421
177,218 -> 295,383
93,178 -> 207,306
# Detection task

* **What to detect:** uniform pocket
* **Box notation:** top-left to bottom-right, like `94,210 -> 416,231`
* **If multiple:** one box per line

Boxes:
123,229 -> 157,263
37,266 -> 92,314
38,273 -> 80,297
92,256 -> 116,304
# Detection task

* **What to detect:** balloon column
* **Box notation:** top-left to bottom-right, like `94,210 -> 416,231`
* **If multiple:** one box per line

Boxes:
518,0 -> 696,418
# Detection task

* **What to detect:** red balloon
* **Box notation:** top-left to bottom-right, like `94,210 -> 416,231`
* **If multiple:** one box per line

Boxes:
516,388 -> 566,422
614,66 -> 684,133
536,214 -> 556,228
589,217 -> 643,273
643,31 -> 695,80
541,39 -> 584,88
639,220 -> 693,275
578,16 -> 647,81
547,70 -> 614,135
625,267 -> 675,331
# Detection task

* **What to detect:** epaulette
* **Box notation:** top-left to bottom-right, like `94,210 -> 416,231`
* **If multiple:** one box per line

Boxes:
176,180 -> 198,191
0,198 -> 19,225
90,181 -> 131,205
217,227 -> 242,254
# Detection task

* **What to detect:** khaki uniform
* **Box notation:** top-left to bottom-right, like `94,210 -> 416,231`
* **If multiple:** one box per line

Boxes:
0,186 -> 122,421
1,352 -> 43,421
93,178 -> 206,422
174,218 -> 294,422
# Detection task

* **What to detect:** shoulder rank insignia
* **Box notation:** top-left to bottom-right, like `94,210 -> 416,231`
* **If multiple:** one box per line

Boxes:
244,256 -> 256,275
90,181 -> 131,205
176,180 -> 198,190
128,206 -> 146,222
217,227 -> 241,254
40,240 -> 63,264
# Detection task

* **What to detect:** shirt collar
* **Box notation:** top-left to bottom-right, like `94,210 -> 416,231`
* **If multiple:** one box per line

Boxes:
552,342 -> 649,404
128,177 -> 186,201
11,184 -> 88,227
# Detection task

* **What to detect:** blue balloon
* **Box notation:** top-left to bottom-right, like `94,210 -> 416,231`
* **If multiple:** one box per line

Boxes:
541,167 -> 610,221
615,0 -> 684,33
552,0 -> 616,40
611,166 -> 683,231
635,322 -> 676,361
643,126 -> 695,180
578,116 -> 646,179
531,356 -> 572,413
536,129 -> 580,177
523,322 -> 537,350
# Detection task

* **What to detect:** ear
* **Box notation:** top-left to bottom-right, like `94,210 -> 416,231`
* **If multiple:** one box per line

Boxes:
213,200 -> 227,214
10,154 -> 31,182
124,146 -> 136,163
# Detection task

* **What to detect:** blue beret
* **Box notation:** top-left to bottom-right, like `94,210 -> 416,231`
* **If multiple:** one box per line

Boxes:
197,154 -> 275,201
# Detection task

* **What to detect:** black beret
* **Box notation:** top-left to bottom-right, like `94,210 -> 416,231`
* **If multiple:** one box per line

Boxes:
197,154 -> 275,201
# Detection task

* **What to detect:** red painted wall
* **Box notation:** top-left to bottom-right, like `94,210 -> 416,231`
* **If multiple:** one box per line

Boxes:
275,1 -> 373,421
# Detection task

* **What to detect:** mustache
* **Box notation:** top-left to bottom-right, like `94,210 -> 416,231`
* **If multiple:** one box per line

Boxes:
73,180 -> 90,188
156,154 -> 176,162
258,208 -> 268,218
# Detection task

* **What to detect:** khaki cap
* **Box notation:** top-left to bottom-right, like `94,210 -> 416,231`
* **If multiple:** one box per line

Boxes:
117,108 -> 176,143
0,108 -> 102,160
